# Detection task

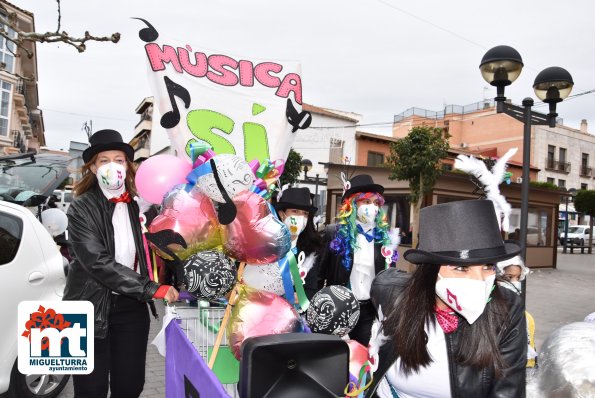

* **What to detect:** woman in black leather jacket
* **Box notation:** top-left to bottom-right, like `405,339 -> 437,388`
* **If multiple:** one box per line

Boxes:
65,129 -> 179,398
366,200 -> 527,398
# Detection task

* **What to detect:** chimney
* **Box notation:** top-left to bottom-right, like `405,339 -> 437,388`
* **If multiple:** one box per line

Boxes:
580,119 -> 588,133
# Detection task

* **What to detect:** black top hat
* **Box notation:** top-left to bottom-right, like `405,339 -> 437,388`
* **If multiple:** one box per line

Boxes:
342,174 -> 384,200
403,200 -> 521,265
82,129 -> 134,163
274,187 -> 317,213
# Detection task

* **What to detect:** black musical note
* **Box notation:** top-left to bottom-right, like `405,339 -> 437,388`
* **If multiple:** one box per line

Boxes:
132,18 -> 159,42
161,76 -> 191,129
210,158 -> 237,225
145,229 -> 187,263
286,99 -> 312,133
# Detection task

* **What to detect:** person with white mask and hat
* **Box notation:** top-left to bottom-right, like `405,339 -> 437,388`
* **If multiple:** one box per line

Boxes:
318,174 -> 399,346
65,129 -> 178,398
366,199 -> 526,398
274,187 -> 324,300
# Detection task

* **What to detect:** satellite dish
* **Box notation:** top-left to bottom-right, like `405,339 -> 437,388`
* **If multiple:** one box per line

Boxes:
41,208 -> 68,237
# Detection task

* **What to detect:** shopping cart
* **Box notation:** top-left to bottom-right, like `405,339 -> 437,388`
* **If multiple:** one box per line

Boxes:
175,302 -> 240,397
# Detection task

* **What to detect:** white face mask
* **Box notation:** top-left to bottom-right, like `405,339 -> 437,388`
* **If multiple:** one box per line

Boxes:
95,162 -> 126,192
284,215 -> 307,238
357,204 -> 379,224
498,280 -> 522,294
435,273 -> 496,324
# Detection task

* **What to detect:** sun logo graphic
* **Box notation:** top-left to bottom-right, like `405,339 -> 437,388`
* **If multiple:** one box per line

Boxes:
18,301 -> 94,374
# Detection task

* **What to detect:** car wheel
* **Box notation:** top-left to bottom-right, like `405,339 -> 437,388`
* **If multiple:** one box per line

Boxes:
8,361 -> 70,398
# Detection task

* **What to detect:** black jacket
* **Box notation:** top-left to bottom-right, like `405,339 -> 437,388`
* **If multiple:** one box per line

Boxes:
64,185 -> 160,338
366,268 -> 527,398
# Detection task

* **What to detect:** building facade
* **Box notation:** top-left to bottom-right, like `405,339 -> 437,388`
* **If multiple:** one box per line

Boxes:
393,100 -> 595,227
0,1 -> 44,155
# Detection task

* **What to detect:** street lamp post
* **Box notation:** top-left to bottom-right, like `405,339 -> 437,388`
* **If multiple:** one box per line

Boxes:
563,188 -> 578,253
479,45 -> 574,263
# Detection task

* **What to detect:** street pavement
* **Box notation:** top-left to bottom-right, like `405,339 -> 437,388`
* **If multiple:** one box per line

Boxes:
526,249 -> 595,350
57,249 -> 595,397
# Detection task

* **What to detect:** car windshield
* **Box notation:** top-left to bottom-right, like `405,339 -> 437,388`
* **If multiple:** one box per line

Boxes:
0,153 -> 71,203
567,227 -> 584,234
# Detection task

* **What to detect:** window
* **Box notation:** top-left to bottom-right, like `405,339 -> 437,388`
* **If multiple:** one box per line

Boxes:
367,151 -> 384,167
0,212 -> 23,265
581,153 -> 591,176
0,13 -> 17,74
0,80 -> 11,137
558,179 -> 565,188
329,138 -> 344,164
547,177 -> 555,184
581,183 -> 588,190
508,207 -> 551,246
559,147 -> 567,163
547,145 -> 555,168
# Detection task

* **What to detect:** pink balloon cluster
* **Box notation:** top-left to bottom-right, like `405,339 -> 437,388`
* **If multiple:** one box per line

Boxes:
136,152 -> 290,263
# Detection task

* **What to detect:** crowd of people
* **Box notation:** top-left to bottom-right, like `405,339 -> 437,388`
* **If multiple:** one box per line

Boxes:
62,129 -> 593,398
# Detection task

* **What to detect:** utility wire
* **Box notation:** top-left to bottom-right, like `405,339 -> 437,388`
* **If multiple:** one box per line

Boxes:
41,108 -> 136,122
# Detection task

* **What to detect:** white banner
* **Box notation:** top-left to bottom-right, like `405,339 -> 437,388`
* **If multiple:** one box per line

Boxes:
136,19 -> 311,164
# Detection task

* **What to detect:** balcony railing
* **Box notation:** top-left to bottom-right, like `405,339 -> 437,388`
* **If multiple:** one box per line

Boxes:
545,158 -> 571,173
580,166 -> 593,177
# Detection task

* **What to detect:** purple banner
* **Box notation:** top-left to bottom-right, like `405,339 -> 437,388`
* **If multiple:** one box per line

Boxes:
165,321 -> 230,398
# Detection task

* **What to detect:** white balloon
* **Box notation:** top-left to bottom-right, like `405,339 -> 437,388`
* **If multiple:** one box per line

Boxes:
242,262 -> 284,295
41,208 -> 68,237
198,154 -> 255,203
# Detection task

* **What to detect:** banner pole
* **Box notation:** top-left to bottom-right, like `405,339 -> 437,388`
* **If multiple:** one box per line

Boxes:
208,262 -> 245,369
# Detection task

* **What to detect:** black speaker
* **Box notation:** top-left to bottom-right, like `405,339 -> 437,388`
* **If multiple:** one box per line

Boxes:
239,333 -> 349,398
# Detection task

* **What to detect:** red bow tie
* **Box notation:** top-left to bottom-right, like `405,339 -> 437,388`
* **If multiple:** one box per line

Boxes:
109,192 -> 131,204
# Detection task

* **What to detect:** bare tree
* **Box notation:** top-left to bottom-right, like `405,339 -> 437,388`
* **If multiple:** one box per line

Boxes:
0,0 -> 120,58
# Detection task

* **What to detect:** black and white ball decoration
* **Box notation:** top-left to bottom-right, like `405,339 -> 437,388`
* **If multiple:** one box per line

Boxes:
183,250 -> 237,300
306,285 -> 360,336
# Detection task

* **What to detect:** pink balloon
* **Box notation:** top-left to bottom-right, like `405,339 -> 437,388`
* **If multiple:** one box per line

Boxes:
347,340 -> 369,381
227,285 -> 303,360
136,155 -> 192,204
148,185 -> 221,261
221,190 -> 291,264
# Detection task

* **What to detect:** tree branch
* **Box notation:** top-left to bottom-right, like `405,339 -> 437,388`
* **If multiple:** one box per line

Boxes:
0,9 -> 120,59
56,0 -> 61,33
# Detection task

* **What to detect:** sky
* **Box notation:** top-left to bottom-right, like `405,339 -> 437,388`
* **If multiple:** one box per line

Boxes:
13,0 -> 595,151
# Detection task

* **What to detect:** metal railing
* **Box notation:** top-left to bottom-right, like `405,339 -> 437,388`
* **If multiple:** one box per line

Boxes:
580,166 -> 592,177
545,158 -> 571,173
394,99 -> 495,123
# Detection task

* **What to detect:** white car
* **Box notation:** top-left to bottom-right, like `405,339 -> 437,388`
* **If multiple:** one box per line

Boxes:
0,152 -> 71,397
0,201 -> 69,398
559,225 -> 595,246
51,189 -> 73,214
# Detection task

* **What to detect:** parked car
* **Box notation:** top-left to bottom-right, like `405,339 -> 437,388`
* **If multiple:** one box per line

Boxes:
0,201 -> 69,397
0,152 -> 71,397
51,189 -> 73,213
559,225 -> 595,246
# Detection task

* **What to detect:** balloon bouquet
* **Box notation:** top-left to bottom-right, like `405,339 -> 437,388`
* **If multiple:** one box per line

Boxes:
135,143 -> 371,393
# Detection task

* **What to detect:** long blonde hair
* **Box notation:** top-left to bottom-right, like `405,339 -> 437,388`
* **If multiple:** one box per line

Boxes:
73,154 -> 137,197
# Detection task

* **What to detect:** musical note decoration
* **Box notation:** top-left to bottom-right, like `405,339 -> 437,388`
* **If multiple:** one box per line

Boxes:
132,18 -> 159,43
210,158 -> 238,225
446,288 -> 463,311
285,99 -> 312,133
145,229 -> 187,263
161,76 -> 192,129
